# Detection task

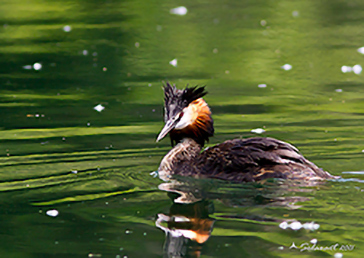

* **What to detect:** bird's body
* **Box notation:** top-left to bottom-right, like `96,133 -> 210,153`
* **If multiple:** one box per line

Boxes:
156,83 -> 336,182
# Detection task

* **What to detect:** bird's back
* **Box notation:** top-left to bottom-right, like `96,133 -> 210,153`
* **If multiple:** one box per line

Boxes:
191,137 -> 334,182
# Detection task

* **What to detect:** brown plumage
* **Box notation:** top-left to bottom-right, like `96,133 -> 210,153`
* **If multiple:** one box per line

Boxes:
156,83 -> 337,182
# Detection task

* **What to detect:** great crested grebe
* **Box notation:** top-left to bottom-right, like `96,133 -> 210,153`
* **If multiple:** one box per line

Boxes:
156,83 -> 336,182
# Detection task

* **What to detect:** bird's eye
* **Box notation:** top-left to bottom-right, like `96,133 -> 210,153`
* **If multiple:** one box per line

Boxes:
178,111 -> 184,119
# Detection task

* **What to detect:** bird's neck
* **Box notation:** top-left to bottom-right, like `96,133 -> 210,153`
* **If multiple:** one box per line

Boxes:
158,138 -> 201,181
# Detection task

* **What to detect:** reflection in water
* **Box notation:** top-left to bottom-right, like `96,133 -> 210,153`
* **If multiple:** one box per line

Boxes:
156,177 -> 323,257
156,200 -> 214,258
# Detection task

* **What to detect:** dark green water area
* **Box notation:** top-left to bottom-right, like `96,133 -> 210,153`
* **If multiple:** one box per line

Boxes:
1,0 -> 364,257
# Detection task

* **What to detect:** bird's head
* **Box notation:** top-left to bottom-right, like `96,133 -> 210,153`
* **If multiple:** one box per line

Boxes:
156,82 -> 214,146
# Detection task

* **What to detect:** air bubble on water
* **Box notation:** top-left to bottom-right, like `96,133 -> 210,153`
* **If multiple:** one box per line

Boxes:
63,25 -> 72,32
341,66 -> 352,73
341,65 -> 361,74
279,221 -> 288,229
312,223 -> 320,230
23,65 -> 32,70
280,220 -> 314,231
281,64 -> 292,71
46,209 -> 59,217
169,59 -> 177,67
353,64 -> 362,74
33,63 -> 42,70
292,11 -> 299,17
357,47 -> 364,54
94,104 -> 105,112
251,128 -> 265,134
170,6 -> 188,16
334,253 -> 343,258
290,221 -> 302,230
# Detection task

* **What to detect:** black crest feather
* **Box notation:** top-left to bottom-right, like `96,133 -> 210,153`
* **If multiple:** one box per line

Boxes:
181,86 -> 207,106
163,82 -> 207,122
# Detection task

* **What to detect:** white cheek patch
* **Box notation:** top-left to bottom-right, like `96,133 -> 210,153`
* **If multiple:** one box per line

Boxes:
175,107 -> 194,129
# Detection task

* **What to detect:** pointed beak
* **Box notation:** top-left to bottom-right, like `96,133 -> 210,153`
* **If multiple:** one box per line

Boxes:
156,119 -> 177,142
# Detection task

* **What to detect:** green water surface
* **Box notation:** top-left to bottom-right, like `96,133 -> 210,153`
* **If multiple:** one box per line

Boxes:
1,0 -> 364,257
